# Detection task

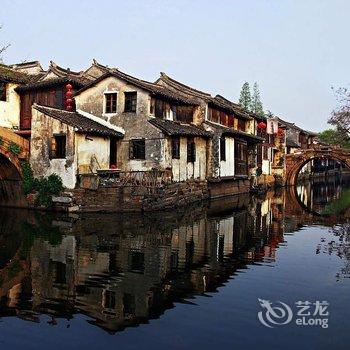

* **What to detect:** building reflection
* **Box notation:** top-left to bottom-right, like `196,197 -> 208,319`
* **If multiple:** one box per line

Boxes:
0,181 -> 349,333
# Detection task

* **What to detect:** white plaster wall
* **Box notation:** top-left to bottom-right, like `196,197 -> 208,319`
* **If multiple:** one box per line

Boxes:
262,159 -> 271,175
169,137 -> 207,182
75,133 -> 110,174
219,137 -> 235,177
0,83 -> 20,129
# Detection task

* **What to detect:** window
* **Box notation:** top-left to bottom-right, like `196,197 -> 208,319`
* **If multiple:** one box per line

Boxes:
129,251 -> 145,273
50,134 -> 66,159
176,106 -> 193,123
105,92 -> 117,114
0,83 -> 6,101
187,138 -> 196,163
172,137 -> 180,159
220,136 -> 226,161
235,140 -> 247,176
129,139 -> 145,160
104,290 -> 116,309
155,99 -> 165,118
237,119 -> 246,131
124,91 -> 137,112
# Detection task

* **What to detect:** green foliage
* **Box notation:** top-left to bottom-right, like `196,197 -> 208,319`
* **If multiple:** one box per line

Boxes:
318,128 -> 350,149
21,162 -> 63,207
250,82 -> 264,116
8,141 -> 21,155
239,82 -> 251,112
322,189 -> 350,215
0,136 -> 3,146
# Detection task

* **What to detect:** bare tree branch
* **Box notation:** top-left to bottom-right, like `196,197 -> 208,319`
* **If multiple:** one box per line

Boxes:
329,87 -> 350,135
0,24 -> 10,62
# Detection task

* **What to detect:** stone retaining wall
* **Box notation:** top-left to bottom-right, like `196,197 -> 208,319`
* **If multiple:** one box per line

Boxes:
56,180 -> 209,212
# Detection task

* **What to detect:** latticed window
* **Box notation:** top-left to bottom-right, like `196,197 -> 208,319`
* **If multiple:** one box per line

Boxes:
187,138 -> 196,163
129,139 -> 145,159
105,92 -> 117,113
124,91 -> 137,112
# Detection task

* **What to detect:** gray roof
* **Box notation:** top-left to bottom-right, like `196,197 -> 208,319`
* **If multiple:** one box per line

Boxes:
33,104 -> 124,138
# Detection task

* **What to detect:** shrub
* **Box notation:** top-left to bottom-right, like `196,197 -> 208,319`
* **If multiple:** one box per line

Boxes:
8,142 -> 22,155
21,162 -> 63,207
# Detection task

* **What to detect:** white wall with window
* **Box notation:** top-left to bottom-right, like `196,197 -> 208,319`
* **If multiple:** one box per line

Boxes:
0,82 -> 21,129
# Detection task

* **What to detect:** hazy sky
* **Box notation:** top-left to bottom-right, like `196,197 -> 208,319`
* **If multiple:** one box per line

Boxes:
1,0 -> 349,131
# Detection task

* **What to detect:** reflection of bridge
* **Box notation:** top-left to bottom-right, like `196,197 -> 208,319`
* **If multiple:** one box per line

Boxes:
0,126 -> 29,179
285,146 -> 350,186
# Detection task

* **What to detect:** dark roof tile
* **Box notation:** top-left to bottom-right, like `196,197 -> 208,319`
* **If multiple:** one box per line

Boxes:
149,118 -> 212,138
33,104 -> 124,138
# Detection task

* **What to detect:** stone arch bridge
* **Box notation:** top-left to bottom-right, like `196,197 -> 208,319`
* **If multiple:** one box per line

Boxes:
285,146 -> 350,186
0,126 -> 29,180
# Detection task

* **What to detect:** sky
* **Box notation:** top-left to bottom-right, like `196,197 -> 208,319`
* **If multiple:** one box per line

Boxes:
1,0 -> 349,132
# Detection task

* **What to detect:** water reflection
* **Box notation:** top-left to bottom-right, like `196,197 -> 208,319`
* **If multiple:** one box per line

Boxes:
0,180 -> 349,335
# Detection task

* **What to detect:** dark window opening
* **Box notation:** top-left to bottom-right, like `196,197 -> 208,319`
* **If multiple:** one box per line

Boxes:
220,137 -> 226,161
175,106 -> 193,123
109,137 -> 118,168
123,293 -> 136,316
0,83 -> 7,101
129,139 -> 145,160
104,290 -> 116,309
51,135 -> 66,159
124,91 -> 137,113
155,99 -> 165,118
237,119 -> 246,131
172,137 -> 180,159
54,261 -> 66,284
187,138 -> 196,163
105,92 -> 117,114
129,251 -> 145,273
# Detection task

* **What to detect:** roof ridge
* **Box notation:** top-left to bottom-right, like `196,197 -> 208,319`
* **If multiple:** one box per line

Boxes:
158,72 -> 212,98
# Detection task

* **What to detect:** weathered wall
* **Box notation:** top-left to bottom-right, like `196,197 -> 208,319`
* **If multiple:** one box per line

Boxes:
30,109 -> 112,188
60,180 -> 209,212
75,133 -> 110,174
165,137 -> 207,181
75,76 -> 165,171
0,83 -> 20,129
30,109 -> 77,188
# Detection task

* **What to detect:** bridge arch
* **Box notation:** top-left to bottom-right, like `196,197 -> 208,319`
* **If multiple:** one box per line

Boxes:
0,148 -> 23,180
285,148 -> 350,186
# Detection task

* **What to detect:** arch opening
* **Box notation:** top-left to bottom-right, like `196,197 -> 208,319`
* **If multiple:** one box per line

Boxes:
0,153 -> 22,181
292,156 -> 350,216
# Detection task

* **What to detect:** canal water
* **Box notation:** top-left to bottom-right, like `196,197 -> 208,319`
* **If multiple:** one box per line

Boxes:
0,177 -> 349,350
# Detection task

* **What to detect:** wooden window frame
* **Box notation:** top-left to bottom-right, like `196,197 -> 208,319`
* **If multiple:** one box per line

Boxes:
124,91 -> 137,113
129,139 -> 145,160
172,137 -> 180,159
50,134 -> 67,159
104,92 -> 117,114
220,136 -> 226,161
187,137 -> 196,163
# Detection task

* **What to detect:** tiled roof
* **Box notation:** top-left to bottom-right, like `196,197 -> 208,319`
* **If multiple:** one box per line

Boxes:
0,64 -> 32,84
33,104 -> 124,138
205,121 -> 264,143
157,73 -> 251,119
286,136 -> 300,148
149,118 -> 212,138
75,70 -> 198,105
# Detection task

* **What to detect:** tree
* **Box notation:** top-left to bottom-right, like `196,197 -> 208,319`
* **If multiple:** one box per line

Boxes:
329,87 -> 350,136
318,128 -> 350,149
0,24 -> 10,62
250,82 -> 264,116
239,82 -> 251,112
